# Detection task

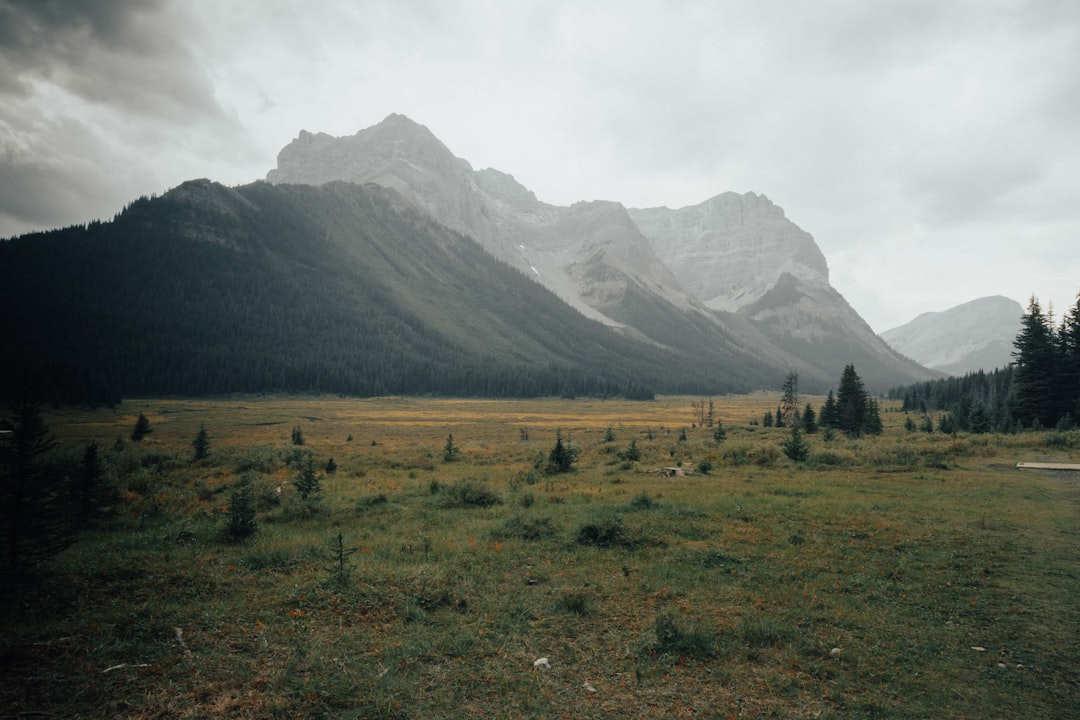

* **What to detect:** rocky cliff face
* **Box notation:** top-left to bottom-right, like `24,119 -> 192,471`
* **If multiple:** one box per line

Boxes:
267,113 -> 937,391
629,193 -> 830,312
881,296 -> 1023,376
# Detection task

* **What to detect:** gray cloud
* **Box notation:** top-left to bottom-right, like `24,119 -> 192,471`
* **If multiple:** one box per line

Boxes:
1,0 -> 1077,331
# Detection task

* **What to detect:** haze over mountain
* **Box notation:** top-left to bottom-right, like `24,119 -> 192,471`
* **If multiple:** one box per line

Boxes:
882,296 -> 1024,376
0,113 -> 941,404
268,114 -> 935,392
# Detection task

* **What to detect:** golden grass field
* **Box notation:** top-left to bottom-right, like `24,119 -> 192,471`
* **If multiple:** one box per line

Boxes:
4,394 -> 1079,719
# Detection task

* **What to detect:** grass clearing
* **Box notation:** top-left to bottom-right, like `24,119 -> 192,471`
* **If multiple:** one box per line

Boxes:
3,395 -> 1078,718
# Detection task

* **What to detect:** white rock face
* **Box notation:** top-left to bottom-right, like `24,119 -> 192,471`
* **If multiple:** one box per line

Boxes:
881,296 -> 1023,375
267,114 -> 702,328
629,193 -> 830,312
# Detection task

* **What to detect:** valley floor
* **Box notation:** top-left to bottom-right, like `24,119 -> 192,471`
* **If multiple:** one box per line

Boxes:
3,395 -> 1079,718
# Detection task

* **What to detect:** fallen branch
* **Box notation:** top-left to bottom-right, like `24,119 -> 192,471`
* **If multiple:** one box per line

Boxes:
102,663 -> 151,673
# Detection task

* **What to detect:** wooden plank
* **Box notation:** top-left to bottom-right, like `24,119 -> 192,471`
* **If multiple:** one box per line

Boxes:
1016,462 -> 1080,471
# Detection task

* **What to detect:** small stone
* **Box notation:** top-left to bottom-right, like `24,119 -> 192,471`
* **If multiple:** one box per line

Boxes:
829,647 -> 842,657
583,681 -> 597,693
971,646 -> 986,652
533,657 -> 550,670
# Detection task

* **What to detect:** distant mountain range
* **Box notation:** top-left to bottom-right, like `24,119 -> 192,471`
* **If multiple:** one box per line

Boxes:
0,114 -> 938,404
267,114 -> 934,392
881,296 -> 1023,376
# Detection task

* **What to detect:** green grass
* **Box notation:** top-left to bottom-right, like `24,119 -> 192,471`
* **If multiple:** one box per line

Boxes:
2,397 -> 1078,718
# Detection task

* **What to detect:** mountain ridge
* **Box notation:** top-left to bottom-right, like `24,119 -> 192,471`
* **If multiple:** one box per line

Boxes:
881,295 -> 1023,376
267,113 -> 935,391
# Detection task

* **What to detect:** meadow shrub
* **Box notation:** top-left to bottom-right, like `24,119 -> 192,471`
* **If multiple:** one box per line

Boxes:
626,492 -> 657,511
554,589 -> 592,616
806,448 -> 857,468
575,513 -> 649,549
497,514 -> 557,540
439,479 -> 501,508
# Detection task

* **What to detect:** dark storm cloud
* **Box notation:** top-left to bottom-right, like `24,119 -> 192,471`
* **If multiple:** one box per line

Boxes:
0,0 -> 247,235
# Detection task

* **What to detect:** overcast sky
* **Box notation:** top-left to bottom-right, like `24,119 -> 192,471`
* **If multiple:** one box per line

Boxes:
2,0 -> 1077,332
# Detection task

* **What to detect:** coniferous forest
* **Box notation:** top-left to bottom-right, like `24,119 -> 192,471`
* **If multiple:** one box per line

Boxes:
888,293 -> 1080,432
0,180 -> 784,406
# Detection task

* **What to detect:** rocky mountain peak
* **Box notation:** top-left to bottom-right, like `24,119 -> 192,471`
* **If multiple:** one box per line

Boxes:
629,192 -> 830,313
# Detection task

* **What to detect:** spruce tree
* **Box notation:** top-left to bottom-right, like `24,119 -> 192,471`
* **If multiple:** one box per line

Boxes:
545,429 -> 578,474
836,365 -> 868,438
442,434 -> 460,462
1,403 -> 72,572
820,391 -> 838,429
1012,296 -> 1059,427
192,423 -> 210,461
1058,293 -> 1080,421
131,413 -> 152,442
781,423 -> 810,462
802,403 -> 817,433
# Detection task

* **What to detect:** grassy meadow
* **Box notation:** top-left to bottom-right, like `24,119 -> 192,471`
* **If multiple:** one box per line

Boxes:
3,395 -> 1079,719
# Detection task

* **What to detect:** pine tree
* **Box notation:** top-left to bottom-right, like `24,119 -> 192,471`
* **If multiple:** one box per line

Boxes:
1058,293 -> 1080,420
226,472 -> 257,541
802,403 -> 817,433
820,391 -> 838,429
192,423 -> 210,461
864,397 -> 883,436
325,457 -> 337,475
763,410 -> 773,428
781,423 -> 810,462
545,429 -> 578,474
291,425 -> 305,446
131,413 -> 152,442
1,403 -> 72,572
836,365 -> 868,438
442,434 -> 460,462
1012,296 -> 1059,427
292,454 -> 322,500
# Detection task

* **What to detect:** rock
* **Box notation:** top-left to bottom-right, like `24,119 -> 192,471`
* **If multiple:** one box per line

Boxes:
533,657 -> 550,670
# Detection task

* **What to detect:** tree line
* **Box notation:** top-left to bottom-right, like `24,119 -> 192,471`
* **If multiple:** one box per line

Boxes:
888,293 -> 1080,432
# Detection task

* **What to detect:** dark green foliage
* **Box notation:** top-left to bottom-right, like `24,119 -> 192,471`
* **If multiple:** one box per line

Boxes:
1,403 -> 72,571
0,180 -> 789,404
439,480 -> 500,508
603,426 -> 615,442
225,473 -> 258,541
131,413 -> 152,442
819,390 -> 838,429
192,423 -> 210,461
904,416 -> 917,433
836,364 -> 868,437
763,410 -> 773,428
442,434 -> 460,462
696,459 -> 712,474
324,457 -> 337,475
575,514 -> 644,549
620,439 -> 641,462
292,454 -> 322,500
890,291 -> 1080,432
291,426 -> 304,446
78,441 -> 102,523
327,532 -> 357,586
626,492 -> 656,510
713,421 -> 726,443
781,423 -> 810,462
802,403 -> 817,433
544,429 -> 578,475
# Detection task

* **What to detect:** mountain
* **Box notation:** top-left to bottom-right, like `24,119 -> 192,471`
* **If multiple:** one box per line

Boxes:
268,114 -> 936,392
0,179 -> 780,404
881,296 -> 1023,376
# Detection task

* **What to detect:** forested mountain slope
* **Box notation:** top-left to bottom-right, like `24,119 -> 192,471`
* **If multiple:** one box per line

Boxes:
0,179 -> 789,404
